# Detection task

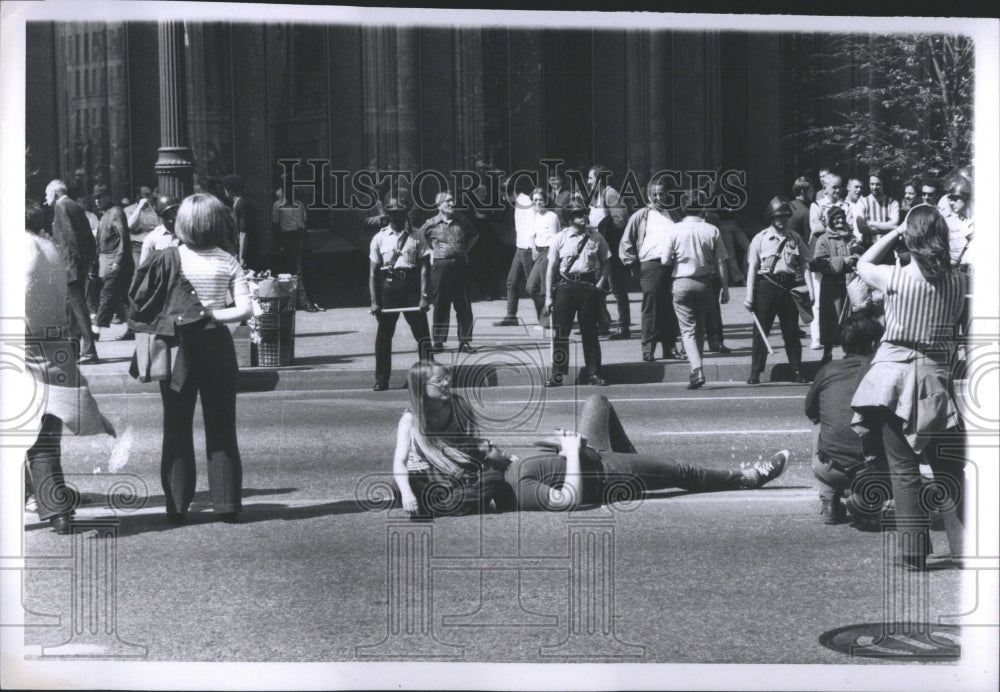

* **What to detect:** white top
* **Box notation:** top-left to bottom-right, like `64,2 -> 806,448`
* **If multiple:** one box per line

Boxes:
638,209 -> 673,262
512,193 -> 534,249
531,209 -> 560,248
178,244 -> 248,308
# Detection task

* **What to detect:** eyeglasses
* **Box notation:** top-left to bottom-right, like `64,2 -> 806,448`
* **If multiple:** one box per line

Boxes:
948,194 -> 968,202
920,191 -> 936,197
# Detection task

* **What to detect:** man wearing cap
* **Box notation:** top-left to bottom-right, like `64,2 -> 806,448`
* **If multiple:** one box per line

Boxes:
138,195 -> 181,266
619,178 -> 681,362
124,185 -> 159,268
92,184 -> 134,341
745,196 -> 810,385
370,197 -> 433,391
44,179 -> 98,362
544,199 -> 611,387
419,191 -> 479,354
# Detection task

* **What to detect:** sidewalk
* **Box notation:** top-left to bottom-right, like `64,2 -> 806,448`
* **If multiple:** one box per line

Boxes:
81,285 -> 825,393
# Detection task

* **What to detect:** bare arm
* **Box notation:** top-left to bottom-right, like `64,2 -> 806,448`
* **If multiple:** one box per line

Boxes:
544,243 -> 559,309
393,412 -> 419,513
856,227 -> 900,292
209,278 -> 251,323
546,431 -> 584,511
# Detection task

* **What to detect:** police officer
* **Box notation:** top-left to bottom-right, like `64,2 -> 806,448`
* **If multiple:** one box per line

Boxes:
544,199 -> 611,387
369,197 -> 433,391
419,191 -> 479,354
745,196 -> 810,385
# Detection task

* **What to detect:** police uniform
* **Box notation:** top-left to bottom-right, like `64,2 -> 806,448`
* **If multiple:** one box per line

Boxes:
370,224 -> 432,388
547,225 -> 611,385
419,212 -> 478,348
746,225 -> 806,381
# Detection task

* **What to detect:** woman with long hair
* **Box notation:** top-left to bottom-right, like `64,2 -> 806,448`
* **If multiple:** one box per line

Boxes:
851,205 -> 967,569
393,361 -> 789,516
130,193 -> 251,525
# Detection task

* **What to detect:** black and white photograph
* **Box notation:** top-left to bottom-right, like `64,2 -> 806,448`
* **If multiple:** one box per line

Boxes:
1,2 -> 998,690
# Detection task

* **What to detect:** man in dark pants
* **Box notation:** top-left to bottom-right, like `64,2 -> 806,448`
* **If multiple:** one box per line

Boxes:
45,179 -> 98,362
544,200 -> 611,387
419,191 -> 479,354
619,179 -> 682,362
744,196 -> 811,385
586,164 -> 631,338
92,185 -> 134,341
369,197 -> 433,391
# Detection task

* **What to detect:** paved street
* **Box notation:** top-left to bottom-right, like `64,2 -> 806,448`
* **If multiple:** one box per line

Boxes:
22,376 -> 968,664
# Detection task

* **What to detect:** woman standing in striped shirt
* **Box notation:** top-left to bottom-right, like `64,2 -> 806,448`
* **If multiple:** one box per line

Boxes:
163,194 -> 252,524
850,205 -> 966,570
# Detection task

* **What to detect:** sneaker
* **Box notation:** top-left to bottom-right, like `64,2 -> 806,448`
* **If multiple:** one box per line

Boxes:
492,316 -> 519,327
741,450 -> 789,489
24,494 -> 37,514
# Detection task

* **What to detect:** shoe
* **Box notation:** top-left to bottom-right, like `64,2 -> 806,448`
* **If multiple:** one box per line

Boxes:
746,374 -> 761,385
311,303 -> 326,312
373,381 -> 388,391
596,326 -> 611,337
586,372 -> 609,386
49,514 -> 73,535
166,512 -> 188,526
218,511 -> 241,524
670,348 -> 686,360
78,353 -> 99,364
642,353 -> 656,363
809,341 -> 823,350
607,329 -> 631,340
458,343 -> 477,354
91,330 -> 100,342
545,374 -> 563,387
741,450 -> 789,489
115,329 -> 135,341
24,494 -> 37,514
492,316 -> 519,327
791,370 -> 808,384
687,367 -> 706,390
430,342 -> 445,353
302,304 -> 319,313
715,344 -> 731,354
820,498 -> 845,525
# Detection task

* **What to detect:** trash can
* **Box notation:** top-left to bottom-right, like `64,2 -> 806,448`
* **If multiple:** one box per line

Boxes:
248,274 -> 297,366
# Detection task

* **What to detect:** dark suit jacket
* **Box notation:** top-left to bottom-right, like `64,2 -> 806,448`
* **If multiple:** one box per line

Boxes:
51,195 -> 96,283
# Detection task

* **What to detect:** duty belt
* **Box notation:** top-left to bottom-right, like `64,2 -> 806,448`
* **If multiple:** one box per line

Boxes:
560,271 -> 598,285
760,272 -> 798,286
381,267 -> 418,280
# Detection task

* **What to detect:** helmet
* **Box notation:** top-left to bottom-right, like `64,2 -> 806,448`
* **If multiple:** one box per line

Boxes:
565,199 -> 589,218
155,195 -> 181,217
765,195 -> 793,219
946,177 -> 971,200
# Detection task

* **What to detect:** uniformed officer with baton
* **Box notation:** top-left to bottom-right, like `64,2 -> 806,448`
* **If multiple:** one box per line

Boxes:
369,196 -> 433,391
744,196 -> 812,385
543,199 -> 611,387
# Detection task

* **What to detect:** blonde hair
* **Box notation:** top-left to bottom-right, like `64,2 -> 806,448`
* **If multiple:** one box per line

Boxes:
406,361 -> 478,479
175,193 -> 233,249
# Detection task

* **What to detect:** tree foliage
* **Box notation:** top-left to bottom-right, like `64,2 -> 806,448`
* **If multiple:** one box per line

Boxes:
791,33 -> 973,183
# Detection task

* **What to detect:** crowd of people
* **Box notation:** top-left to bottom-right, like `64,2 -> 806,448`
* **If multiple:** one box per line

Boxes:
25,162 -> 973,570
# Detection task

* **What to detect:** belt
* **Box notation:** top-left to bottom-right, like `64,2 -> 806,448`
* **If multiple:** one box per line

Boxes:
560,271 -> 598,285
382,267 -> 417,277
534,246 -> 549,252
434,256 -> 465,262
760,272 -> 798,285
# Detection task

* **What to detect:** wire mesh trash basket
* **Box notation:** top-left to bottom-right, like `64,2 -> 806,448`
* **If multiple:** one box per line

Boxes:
247,274 -> 298,366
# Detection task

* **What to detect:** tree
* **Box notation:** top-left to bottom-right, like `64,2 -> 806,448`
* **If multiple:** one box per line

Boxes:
789,33 -> 974,185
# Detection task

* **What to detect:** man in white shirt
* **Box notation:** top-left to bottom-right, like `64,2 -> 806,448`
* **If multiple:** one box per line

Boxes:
619,179 -> 681,362
853,169 -> 899,250
587,164 -> 631,338
495,187 -> 535,326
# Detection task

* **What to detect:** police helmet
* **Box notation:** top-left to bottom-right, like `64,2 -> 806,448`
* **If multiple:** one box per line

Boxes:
765,195 -> 793,219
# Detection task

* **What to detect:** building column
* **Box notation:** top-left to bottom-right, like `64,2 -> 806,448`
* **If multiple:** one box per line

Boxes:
154,21 -> 193,199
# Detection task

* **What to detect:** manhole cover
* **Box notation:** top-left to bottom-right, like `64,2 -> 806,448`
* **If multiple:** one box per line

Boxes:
820,623 -> 960,660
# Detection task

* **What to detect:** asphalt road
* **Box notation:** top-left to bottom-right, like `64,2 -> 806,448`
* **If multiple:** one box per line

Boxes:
21,382 -> 966,665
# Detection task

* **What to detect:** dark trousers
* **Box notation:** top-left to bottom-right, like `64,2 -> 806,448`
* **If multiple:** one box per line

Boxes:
85,273 -> 101,316
375,310 -> 432,385
26,414 -> 78,521
279,229 -> 315,306
95,266 -> 133,328
706,275 -> 725,347
504,248 -> 535,317
66,279 -> 95,356
525,252 -> 549,322
159,325 -> 242,516
430,258 -> 474,345
639,261 -> 678,356
751,277 -> 802,375
598,256 -> 631,329
551,281 -> 602,377
878,413 -> 965,563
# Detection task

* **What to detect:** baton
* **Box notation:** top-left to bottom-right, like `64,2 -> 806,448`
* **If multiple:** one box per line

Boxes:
378,306 -> 423,313
751,312 -> 775,355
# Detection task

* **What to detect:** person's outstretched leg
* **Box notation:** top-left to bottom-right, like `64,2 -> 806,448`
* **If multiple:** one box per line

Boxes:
577,394 -> 637,453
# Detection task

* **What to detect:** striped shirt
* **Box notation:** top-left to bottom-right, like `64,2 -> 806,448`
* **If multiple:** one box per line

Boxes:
882,265 -> 966,351
854,194 -> 899,233
177,245 -> 248,308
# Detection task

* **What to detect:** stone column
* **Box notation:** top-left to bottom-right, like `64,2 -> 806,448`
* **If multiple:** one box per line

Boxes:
154,21 -> 193,199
